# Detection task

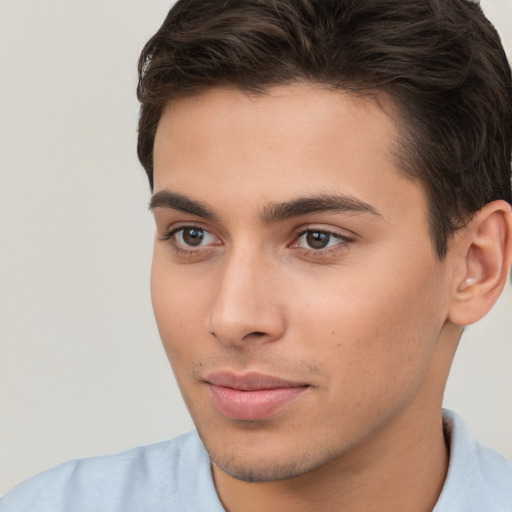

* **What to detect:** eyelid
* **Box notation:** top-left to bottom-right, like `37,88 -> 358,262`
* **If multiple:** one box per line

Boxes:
289,225 -> 355,256
292,224 -> 355,241
158,224 -> 223,261
166,225 -> 220,242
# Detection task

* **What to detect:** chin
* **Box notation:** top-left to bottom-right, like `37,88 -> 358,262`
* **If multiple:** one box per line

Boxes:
212,455 -> 323,483
206,433 -> 337,483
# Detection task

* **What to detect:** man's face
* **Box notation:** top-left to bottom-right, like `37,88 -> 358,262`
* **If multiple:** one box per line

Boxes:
151,85 -> 454,482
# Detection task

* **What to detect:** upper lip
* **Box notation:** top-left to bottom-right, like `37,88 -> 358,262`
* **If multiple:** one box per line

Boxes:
205,371 -> 309,391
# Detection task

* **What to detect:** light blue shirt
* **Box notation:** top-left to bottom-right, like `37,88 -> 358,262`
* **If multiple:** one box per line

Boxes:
2,410 -> 511,511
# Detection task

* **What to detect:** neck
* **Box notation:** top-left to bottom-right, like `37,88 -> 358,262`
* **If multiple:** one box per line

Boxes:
213,405 -> 449,512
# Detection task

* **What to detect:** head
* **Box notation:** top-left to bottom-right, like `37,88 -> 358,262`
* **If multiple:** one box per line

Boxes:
138,0 -> 512,258
138,0 -> 512,487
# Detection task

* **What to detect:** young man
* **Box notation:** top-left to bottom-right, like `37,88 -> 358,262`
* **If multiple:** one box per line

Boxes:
2,0 -> 511,510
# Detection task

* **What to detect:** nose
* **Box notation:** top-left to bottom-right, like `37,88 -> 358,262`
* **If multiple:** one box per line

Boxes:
206,247 -> 286,347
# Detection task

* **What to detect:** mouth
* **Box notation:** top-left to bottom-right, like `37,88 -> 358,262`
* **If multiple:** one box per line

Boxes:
205,371 -> 310,421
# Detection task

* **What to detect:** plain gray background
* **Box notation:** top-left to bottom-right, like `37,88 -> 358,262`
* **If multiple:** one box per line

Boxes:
1,0 -> 511,495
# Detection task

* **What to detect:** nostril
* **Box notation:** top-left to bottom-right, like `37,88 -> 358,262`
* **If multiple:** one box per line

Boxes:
236,331 -> 268,342
210,330 -> 269,344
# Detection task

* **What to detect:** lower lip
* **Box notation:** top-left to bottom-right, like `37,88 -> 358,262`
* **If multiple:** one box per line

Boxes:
208,384 -> 308,421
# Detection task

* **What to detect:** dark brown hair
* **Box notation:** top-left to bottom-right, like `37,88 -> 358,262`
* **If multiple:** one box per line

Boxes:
137,0 -> 512,257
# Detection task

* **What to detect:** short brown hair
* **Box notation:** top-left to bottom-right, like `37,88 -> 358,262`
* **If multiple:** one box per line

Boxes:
137,0 -> 512,257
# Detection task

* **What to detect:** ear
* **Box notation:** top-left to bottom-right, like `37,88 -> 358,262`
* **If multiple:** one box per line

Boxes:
448,200 -> 512,326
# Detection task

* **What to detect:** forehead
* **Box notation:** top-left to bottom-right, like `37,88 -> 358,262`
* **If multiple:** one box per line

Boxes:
152,84 -> 426,226
155,85 -> 397,161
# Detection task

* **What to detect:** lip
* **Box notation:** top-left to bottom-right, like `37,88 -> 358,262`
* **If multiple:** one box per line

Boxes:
205,372 -> 310,421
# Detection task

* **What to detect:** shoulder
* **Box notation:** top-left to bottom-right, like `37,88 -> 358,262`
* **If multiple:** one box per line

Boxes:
435,410 -> 512,512
0,431 -> 222,512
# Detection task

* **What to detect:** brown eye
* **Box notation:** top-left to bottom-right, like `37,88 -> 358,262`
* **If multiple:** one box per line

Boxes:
168,226 -> 221,251
181,227 -> 205,246
305,231 -> 331,249
293,229 -> 351,254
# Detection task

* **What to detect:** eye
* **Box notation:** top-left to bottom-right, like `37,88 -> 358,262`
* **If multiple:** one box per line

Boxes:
299,231 -> 335,249
166,226 -> 221,249
295,230 -> 347,250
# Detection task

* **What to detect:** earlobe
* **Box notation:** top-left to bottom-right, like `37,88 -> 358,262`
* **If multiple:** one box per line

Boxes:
448,200 -> 512,326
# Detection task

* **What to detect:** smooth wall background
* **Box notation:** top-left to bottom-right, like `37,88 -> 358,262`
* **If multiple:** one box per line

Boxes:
1,0 -> 511,495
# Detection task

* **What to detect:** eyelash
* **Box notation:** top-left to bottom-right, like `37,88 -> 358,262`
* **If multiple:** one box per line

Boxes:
290,228 -> 353,257
159,226 -> 217,257
160,225 -> 353,259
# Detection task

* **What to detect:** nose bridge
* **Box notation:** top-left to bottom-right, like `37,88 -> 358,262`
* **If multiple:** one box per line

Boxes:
207,242 -> 284,345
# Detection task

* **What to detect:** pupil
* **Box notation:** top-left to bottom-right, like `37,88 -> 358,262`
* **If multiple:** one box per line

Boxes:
306,231 -> 330,249
183,228 -> 204,246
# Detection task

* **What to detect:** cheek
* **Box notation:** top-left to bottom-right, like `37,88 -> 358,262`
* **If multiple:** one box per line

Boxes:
291,259 -> 446,389
150,254 -> 209,365
288,281 -> 443,436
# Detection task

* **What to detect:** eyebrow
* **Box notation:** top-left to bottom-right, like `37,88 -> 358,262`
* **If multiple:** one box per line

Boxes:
149,191 -> 215,219
149,190 -> 381,222
261,194 -> 382,223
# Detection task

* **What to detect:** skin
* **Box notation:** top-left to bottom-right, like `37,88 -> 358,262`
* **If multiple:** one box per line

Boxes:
149,84 -> 510,511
